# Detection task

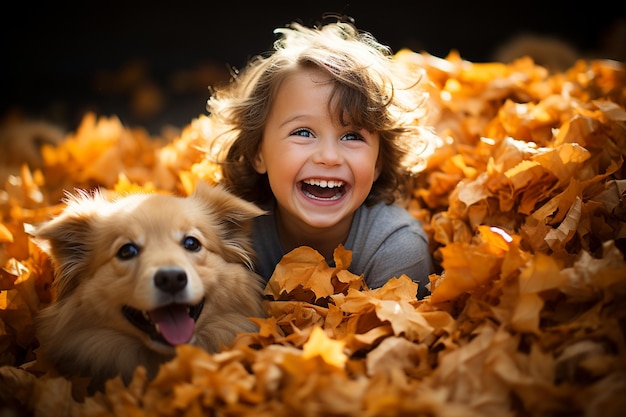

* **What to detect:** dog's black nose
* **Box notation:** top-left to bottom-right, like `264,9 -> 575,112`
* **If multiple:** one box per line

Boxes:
154,267 -> 187,293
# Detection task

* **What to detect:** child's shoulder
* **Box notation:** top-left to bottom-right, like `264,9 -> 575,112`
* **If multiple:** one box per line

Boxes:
356,201 -> 420,228
360,200 -> 412,214
347,201 -> 428,257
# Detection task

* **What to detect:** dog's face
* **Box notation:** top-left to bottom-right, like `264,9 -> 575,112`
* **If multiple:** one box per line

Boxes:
34,182 -> 266,384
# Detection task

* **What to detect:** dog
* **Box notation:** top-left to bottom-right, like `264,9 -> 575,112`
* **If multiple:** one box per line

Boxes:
33,181 -> 267,393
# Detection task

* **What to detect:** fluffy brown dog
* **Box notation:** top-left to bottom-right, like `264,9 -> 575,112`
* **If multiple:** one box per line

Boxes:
33,181 -> 266,393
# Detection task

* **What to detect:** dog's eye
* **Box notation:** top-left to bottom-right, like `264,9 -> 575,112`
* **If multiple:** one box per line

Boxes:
182,236 -> 201,252
117,243 -> 140,260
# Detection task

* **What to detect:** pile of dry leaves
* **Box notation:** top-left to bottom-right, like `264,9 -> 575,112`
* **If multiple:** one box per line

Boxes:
1,50 -> 625,416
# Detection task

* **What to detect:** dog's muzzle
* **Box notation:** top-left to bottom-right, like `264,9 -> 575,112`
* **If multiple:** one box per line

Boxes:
121,266 -> 205,346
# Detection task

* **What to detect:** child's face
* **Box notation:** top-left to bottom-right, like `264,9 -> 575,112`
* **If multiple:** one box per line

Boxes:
254,67 -> 381,231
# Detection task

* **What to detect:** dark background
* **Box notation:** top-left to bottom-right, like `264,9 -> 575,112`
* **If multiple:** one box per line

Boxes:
3,1 -> 624,135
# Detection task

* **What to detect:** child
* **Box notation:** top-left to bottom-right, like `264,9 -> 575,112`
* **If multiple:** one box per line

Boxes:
205,18 -> 434,299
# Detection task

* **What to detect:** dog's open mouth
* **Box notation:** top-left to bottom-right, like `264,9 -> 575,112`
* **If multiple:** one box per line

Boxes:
122,299 -> 205,346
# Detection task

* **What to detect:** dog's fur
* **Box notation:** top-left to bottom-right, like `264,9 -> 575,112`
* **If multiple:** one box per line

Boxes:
33,181 -> 266,393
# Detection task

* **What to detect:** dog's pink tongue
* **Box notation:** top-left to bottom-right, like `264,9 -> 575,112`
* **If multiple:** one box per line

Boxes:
149,305 -> 194,345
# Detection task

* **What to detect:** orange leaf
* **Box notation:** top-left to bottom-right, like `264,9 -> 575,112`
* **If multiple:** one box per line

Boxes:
0,223 -> 13,243
264,245 -> 357,302
264,247 -> 331,301
431,226 -> 513,303
374,299 -> 433,341
511,292 -> 544,334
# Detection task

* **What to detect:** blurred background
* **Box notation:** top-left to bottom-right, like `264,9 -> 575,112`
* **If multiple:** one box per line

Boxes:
2,0 -> 624,136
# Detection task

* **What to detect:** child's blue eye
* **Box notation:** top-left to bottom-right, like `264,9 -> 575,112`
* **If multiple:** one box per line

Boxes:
341,132 -> 364,141
291,128 -> 314,138
117,243 -> 140,260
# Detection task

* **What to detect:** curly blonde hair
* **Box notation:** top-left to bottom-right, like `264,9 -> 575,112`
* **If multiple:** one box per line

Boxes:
205,19 -> 432,205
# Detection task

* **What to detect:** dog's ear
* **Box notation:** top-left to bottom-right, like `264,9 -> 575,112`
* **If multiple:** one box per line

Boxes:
32,189 -> 102,300
191,181 -> 266,268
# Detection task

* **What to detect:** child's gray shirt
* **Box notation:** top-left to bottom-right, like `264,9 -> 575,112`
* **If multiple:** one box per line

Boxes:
251,199 -> 432,299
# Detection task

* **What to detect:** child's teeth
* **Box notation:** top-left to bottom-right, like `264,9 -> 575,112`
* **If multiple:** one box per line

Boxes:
305,179 -> 344,188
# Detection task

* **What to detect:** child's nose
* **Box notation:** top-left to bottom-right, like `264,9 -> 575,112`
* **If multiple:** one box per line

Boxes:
313,139 -> 343,166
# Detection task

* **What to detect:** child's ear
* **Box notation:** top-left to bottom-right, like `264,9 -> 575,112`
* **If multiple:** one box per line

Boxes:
252,152 -> 267,174
374,160 -> 382,181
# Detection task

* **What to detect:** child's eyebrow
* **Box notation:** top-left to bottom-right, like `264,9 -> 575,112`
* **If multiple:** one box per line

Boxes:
279,114 -> 309,128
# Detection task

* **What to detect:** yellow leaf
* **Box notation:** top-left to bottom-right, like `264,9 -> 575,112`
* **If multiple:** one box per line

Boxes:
302,326 -> 347,368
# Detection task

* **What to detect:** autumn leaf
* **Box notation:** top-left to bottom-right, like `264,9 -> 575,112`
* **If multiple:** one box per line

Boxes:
302,326 -> 347,368
264,246 -> 333,302
374,299 -> 433,341
0,223 -> 13,243
430,226 -> 514,303
264,244 -> 359,303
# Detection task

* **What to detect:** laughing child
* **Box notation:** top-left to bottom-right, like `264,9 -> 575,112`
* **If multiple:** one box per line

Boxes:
205,18 -> 435,299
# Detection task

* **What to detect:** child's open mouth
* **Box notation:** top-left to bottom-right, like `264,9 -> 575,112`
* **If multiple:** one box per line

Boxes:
300,179 -> 346,201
